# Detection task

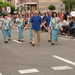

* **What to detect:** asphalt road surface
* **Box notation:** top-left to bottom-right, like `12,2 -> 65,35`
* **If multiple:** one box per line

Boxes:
0,29 -> 75,75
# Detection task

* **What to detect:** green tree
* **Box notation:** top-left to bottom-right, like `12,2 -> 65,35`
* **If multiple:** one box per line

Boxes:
63,0 -> 75,10
48,5 -> 56,10
0,2 -> 15,14
0,0 -> 2,2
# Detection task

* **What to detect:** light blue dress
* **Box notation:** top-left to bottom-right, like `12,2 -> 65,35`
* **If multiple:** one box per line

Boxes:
50,17 -> 60,42
28,17 -> 32,41
16,18 -> 24,39
1,18 -> 9,40
7,17 -> 13,38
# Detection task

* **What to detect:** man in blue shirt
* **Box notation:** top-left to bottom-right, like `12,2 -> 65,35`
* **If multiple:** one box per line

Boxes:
46,10 -> 52,42
30,10 -> 42,46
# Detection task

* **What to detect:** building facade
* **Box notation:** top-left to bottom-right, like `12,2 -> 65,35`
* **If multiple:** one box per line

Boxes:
38,0 -> 65,12
3,0 -> 15,6
17,0 -> 65,14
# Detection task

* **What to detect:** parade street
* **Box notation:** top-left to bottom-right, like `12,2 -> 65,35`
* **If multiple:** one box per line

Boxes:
0,29 -> 75,75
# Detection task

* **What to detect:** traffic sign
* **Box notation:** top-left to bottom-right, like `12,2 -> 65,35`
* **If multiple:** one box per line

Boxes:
7,7 -> 11,13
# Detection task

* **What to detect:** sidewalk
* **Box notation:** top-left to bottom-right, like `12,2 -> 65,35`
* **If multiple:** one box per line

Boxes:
59,35 -> 75,39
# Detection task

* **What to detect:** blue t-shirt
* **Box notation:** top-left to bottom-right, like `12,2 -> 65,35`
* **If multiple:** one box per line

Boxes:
46,15 -> 51,27
30,15 -> 42,30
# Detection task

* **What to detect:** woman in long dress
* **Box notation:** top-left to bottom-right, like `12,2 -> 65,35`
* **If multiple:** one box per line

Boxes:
50,12 -> 62,45
16,14 -> 24,42
1,14 -> 10,43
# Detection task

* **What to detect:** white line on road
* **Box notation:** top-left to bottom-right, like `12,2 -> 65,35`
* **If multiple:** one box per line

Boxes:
12,39 -> 21,43
0,73 -> 2,75
51,65 -> 73,70
18,69 -> 39,74
53,55 -> 75,66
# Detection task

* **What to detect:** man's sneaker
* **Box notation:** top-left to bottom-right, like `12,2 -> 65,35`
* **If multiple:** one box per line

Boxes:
32,43 -> 35,46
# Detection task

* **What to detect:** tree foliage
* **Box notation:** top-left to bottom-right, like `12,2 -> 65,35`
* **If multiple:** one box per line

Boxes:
63,0 -> 75,10
0,0 -> 2,2
48,5 -> 56,10
0,2 -> 15,14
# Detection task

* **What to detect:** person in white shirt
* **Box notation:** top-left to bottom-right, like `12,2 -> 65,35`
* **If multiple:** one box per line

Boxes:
70,10 -> 75,17
59,17 -> 70,35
